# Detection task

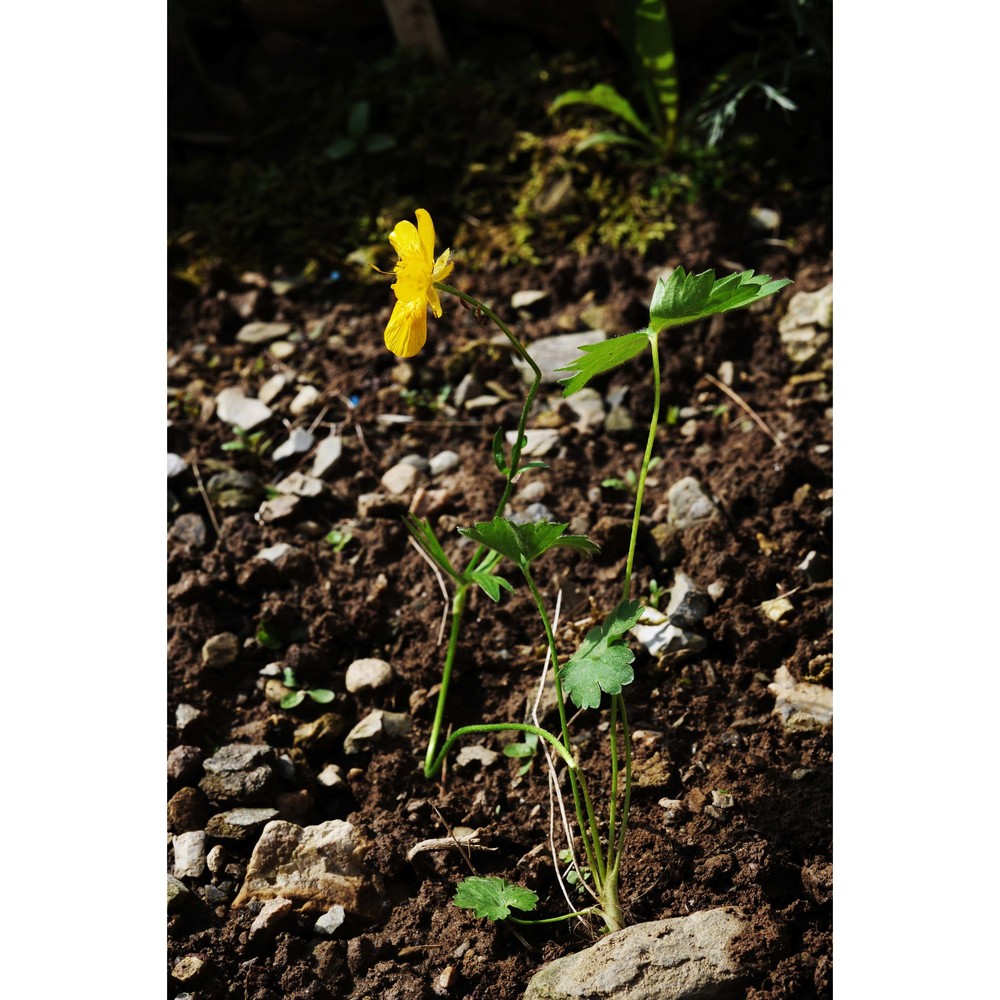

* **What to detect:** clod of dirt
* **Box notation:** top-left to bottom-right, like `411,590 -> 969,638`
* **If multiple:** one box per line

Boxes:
522,907 -> 748,999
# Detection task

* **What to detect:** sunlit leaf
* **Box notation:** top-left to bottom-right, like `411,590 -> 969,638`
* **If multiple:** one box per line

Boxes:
550,84 -> 653,141
649,266 -> 792,332
467,569 -> 515,603
560,599 -> 644,710
453,876 -> 538,921
458,518 -> 598,567
308,689 -> 335,704
557,330 -> 651,396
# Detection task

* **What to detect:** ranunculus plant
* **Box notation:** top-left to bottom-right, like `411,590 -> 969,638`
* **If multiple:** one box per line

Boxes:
377,209 -> 790,932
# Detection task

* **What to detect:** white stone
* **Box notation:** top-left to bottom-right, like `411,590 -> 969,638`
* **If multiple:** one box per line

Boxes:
381,462 -> 420,495
510,330 -> 608,385
667,477 -> 717,528
237,321 -> 293,344
314,904 -> 346,936
258,373 -> 291,405
564,388 -> 605,432
511,289 -> 548,310
311,435 -> 344,478
172,830 -> 207,878
273,428 -> 315,461
345,657 -> 393,694
167,453 -> 188,478
768,665 -> 832,731
343,710 -> 412,753
506,428 -> 559,457
289,385 -> 320,415
257,543 -> 294,562
275,471 -> 324,497
216,388 -> 273,430
249,896 -> 293,940
429,450 -> 460,476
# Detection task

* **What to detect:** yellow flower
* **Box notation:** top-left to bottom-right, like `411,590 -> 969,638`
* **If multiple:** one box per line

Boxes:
383,208 -> 454,357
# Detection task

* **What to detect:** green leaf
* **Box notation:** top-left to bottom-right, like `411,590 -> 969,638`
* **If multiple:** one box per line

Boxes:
629,0 -> 679,148
323,136 -> 357,161
550,83 -> 654,142
363,132 -> 396,153
458,518 -> 599,567
574,130 -> 647,154
556,330 -> 651,396
467,569 -> 515,603
280,690 -> 306,709
453,876 -> 538,921
492,426 -> 509,475
559,599 -> 644,710
347,100 -> 369,138
282,667 -> 298,688
308,689 -> 335,704
649,266 -> 793,332
256,622 -> 283,651
404,515 -> 462,582
515,460 -> 550,475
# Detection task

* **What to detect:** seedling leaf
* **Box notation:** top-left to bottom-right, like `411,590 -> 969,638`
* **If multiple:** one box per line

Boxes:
492,426 -> 509,475
550,83 -> 654,142
574,130 -> 647,154
560,599 -> 644,710
649,266 -> 792,332
458,518 -> 598,566
467,569 -> 515,603
557,330 -> 651,396
453,876 -> 538,921
281,690 -> 306,709
308,689 -> 335,704
404,515 -> 462,582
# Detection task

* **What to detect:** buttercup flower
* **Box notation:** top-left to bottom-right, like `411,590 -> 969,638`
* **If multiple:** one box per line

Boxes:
383,208 -> 454,357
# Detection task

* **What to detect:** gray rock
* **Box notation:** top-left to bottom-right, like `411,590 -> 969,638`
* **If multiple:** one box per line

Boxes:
631,615 -> 707,657
270,340 -> 296,360
167,874 -> 192,912
276,471 -> 324,497
455,745 -> 499,769
399,453 -> 431,473
249,896 -> 294,941
768,665 -> 832,731
207,469 -> 266,512
518,480 -> 547,502
257,542 -> 294,562
168,453 -> 188,478
314,904 -> 347,936
289,385 -> 321,415
257,494 -> 300,522
233,819 -> 388,921
175,703 -> 202,733
237,321 -> 293,344
205,808 -> 280,842
717,360 -> 735,387
168,745 -> 204,785
200,744 -> 277,805
356,493 -> 407,519
273,428 -> 315,461
203,884 -> 229,906
169,513 -> 208,549
506,428 -> 559,457
216,387 -> 273,430
258,373 -> 291,405
343,710 -> 412,753
665,571 -> 712,629
511,330 -> 607,385
345,657 -> 393,694
453,373 -> 483,407
511,289 -> 549,311
311,434 -> 344,478
522,908 -> 747,1000
201,632 -> 240,669
429,449 -> 460,476
667,477 -> 718,528
564,388 -> 605,432
604,404 -> 635,435
381,462 -> 420,496
509,502 -> 555,525
173,830 -> 207,878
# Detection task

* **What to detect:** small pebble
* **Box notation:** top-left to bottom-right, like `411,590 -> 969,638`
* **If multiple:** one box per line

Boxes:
314,904 -> 346,936
345,657 -> 393,694
171,955 -> 206,983
249,897 -> 294,941
257,543 -> 293,562
429,450 -> 460,476
236,321 -> 293,344
289,385 -> 320,415
258,373 -> 290,405
215,388 -> 273,430
201,632 -> 239,669
273,428 -> 315,461
381,462 -> 420,495
276,471 -> 324,497
167,453 -> 188,478
311,435 -> 344,478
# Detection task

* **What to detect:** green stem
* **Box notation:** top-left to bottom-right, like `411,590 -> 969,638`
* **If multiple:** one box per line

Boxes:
606,695 -> 619,878
522,565 -> 607,887
421,283 -> 543,775
423,582 -> 470,778
510,908 -> 597,926
427,722 -> 575,778
621,332 -> 661,603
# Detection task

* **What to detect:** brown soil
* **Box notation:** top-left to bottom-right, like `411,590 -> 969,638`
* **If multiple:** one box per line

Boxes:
167,217 -> 832,998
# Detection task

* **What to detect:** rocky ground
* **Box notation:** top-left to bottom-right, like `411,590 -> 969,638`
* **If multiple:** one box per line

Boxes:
167,211 -> 833,999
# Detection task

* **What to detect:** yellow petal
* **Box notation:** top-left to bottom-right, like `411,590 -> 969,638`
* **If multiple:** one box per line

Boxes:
384,299 -> 427,358
388,220 -> 422,261
415,209 -> 435,263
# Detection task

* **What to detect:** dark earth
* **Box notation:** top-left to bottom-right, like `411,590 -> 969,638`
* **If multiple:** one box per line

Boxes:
167,216 -> 832,999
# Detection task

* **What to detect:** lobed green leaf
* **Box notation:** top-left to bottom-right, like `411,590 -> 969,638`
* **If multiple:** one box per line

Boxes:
453,876 -> 538,921
458,517 -> 598,567
467,569 -> 515,603
559,599 -> 644,710
557,330 -> 651,396
649,266 -> 793,332
404,514 -> 462,582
